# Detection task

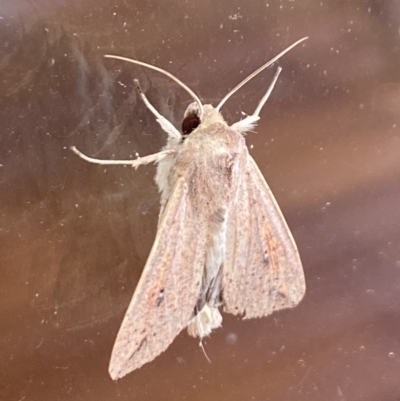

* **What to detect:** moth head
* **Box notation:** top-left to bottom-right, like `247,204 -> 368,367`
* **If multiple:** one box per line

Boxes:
182,103 -> 225,135
182,102 -> 201,135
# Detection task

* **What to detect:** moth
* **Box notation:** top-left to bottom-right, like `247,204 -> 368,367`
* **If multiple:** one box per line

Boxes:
71,37 -> 307,380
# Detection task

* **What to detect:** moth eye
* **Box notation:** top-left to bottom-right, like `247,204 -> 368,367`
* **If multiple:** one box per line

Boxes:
182,113 -> 200,135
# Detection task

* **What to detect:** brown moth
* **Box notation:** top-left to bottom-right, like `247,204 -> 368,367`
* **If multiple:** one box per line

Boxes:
71,37 -> 307,380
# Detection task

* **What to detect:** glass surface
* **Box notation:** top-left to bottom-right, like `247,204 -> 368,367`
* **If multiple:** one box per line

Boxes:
1,0 -> 400,399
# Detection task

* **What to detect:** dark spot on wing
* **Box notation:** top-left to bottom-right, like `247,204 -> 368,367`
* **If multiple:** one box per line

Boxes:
129,337 -> 147,359
263,252 -> 269,265
156,288 -> 165,307
269,288 -> 287,300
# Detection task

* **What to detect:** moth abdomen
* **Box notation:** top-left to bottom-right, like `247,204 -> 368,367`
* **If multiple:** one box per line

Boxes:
187,304 -> 223,338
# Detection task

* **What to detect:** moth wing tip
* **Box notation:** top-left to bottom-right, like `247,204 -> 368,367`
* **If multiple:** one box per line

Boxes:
109,362 -> 123,380
291,276 -> 307,304
109,354 -> 133,380
109,363 -> 134,380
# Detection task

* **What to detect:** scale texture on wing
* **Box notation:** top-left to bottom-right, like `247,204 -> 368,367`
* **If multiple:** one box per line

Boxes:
109,177 -> 208,380
223,156 -> 305,318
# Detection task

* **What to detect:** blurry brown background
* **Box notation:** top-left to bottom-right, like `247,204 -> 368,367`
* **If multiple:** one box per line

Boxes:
1,0 -> 400,400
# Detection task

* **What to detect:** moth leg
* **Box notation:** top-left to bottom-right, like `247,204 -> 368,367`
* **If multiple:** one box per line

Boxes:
71,146 -> 175,168
231,67 -> 282,133
133,79 -> 182,140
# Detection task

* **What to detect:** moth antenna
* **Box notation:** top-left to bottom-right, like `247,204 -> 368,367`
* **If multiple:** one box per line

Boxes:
199,339 -> 212,364
133,78 -> 163,120
252,66 -> 282,118
104,54 -> 204,117
216,37 -> 308,111
133,78 -> 182,139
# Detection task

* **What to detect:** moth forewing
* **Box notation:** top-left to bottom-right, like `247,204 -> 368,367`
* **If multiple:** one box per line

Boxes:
71,38 -> 307,380
222,155 -> 305,318
109,177 -> 208,379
